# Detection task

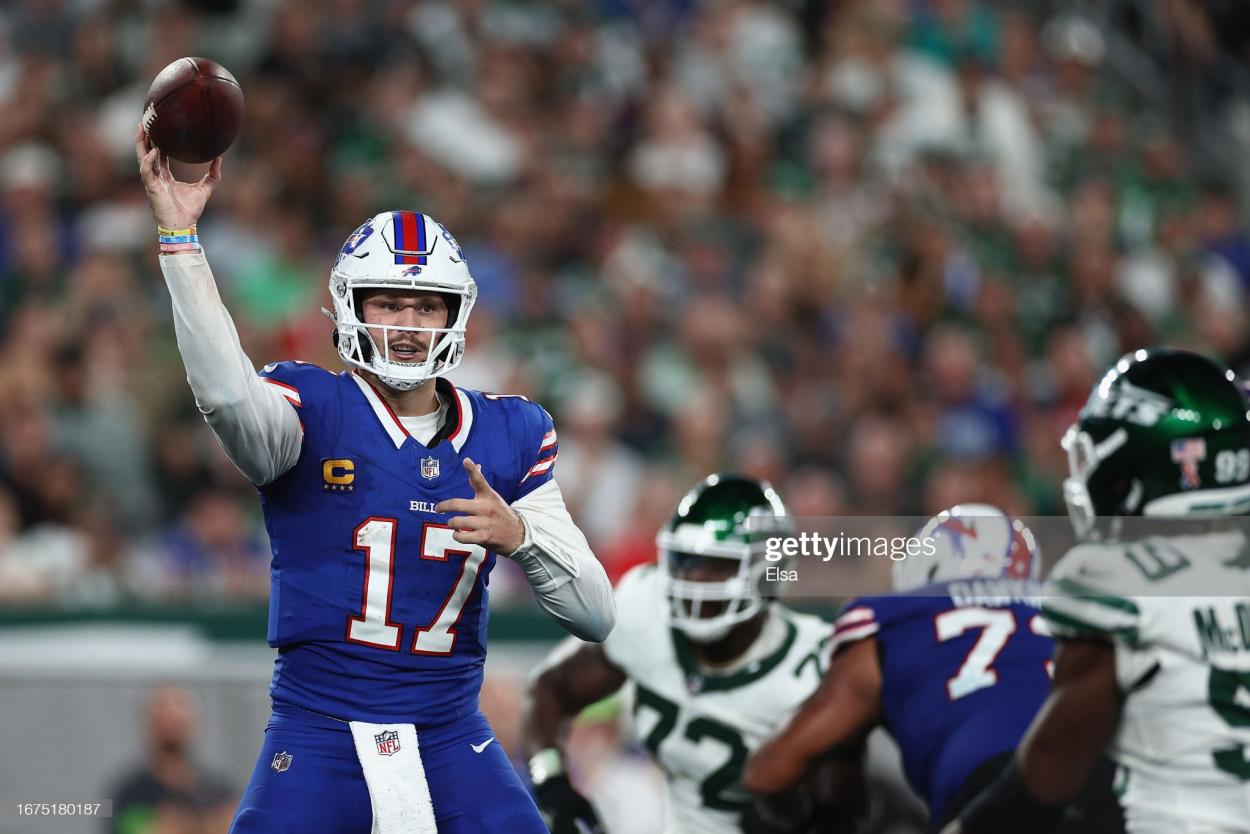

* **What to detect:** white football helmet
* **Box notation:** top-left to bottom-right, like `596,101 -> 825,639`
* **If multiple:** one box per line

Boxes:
893,503 -> 1041,592
325,210 -> 477,390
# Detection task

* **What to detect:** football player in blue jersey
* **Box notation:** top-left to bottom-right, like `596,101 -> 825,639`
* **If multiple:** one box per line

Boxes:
137,128 -> 615,834
743,505 -> 1123,833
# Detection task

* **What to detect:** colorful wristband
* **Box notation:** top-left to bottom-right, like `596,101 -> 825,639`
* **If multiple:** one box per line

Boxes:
157,224 -> 200,254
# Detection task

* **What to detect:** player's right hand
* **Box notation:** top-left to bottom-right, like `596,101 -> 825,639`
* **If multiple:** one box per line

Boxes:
533,773 -> 605,834
741,794 -> 820,834
135,123 -> 222,230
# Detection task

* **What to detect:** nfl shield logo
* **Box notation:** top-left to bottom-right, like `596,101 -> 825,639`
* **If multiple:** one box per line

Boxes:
271,751 -> 292,773
421,456 -> 440,481
375,729 -> 401,756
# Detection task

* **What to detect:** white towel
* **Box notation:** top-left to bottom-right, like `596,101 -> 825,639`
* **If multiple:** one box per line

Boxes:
349,720 -> 438,834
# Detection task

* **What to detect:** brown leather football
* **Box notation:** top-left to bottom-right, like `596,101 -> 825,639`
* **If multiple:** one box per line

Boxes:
142,57 -> 243,164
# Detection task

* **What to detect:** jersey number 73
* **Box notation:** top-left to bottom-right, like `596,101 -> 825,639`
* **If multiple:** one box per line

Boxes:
935,607 -> 1051,700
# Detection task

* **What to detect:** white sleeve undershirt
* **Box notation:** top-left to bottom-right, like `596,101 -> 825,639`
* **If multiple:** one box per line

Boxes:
508,480 -> 616,642
161,251 -> 302,485
161,250 -> 615,642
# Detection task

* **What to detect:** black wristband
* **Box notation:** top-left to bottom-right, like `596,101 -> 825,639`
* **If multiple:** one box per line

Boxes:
959,760 -> 1067,834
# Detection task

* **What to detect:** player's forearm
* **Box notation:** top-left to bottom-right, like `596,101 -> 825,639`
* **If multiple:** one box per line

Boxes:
955,640 -> 1121,834
744,731 -> 820,796
523,681 -> 566,756
524,639 -> 627,756
523,660 -> 581,757
1015,640 -> 1122,803
161,250 -> 301,484
510,482 -> 616,642
511,531 -> 616,642
747,639 -> 882,796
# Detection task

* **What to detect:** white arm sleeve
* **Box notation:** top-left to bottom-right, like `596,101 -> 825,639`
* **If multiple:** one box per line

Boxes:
507,480 -> 616,642
160,251 -> 302,486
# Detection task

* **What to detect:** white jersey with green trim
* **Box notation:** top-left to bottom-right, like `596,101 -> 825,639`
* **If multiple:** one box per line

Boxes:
1044,531 -> 1250,832
602,564 -> 833,834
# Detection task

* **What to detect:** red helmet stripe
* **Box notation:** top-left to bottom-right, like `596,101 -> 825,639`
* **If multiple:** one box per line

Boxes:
392,211 -> 427,265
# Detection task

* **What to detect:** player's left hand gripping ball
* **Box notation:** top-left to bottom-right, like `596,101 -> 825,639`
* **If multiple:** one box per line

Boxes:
434,458 -> 526,554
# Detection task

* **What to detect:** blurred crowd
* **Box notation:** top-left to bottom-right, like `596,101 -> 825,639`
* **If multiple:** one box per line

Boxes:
107,684 -> 236,834
2,0 -> 1250,606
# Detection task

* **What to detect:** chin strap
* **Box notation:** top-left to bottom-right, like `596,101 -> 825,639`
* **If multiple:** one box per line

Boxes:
376,374 -> 429,392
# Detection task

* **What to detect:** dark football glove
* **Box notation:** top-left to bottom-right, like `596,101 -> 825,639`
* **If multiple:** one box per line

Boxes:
741,793 -> 814,834
533,773 -> 605,834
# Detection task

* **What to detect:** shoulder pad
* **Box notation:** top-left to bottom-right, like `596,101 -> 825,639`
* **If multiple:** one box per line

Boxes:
602,564 -> 663,668
1043,544 -> 1142,643
258,360 -> 338,407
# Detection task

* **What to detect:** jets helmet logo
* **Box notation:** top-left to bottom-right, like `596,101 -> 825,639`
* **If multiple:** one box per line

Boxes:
1086,381 -> 1173,426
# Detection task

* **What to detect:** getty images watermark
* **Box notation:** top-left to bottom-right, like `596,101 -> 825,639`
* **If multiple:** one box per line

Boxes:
762,531 -> 939,582
746,514 -> 1055,598
753,514 -> 1250,599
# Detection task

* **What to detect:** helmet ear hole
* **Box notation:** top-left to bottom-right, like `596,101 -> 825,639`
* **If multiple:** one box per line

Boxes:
442,292 -> 460,327
1089,460 -> 1135,518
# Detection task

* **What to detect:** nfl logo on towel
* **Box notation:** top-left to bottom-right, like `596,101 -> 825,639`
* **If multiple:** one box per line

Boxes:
421,456 -> 439,480
375,729 -> 401,756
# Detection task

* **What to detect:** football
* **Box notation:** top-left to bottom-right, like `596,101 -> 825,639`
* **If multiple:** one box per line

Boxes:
141,57 -> 243,164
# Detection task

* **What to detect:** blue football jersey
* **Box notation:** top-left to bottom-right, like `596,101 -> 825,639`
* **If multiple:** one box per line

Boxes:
833,579 -> 1053,821
254,361 -> 558,727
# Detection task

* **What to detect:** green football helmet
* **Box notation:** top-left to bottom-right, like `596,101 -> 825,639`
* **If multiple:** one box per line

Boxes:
656,474 -> 790,642
1063,349 -> 1250,538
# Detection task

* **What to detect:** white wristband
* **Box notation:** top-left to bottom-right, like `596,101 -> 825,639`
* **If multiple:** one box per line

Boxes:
528,747 -> 565,786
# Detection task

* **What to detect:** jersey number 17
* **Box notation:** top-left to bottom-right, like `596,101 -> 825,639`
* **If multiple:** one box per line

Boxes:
346,517 -> 486,656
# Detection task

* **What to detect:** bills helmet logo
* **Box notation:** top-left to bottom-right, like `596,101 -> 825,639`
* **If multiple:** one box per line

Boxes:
1171,438 -> 1207,489
437,221 -> 464,263
342,222 -> 374,255
421,456 -> 440,480
375,729 -> 401,756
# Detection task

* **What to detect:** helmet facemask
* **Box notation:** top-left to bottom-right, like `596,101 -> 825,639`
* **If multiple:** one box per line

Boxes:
656,474 -> 790,644
1061,424 -> 1131,541
326,211 -> 477,391
328,285 -> 474,391
659,541 -> 770,643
